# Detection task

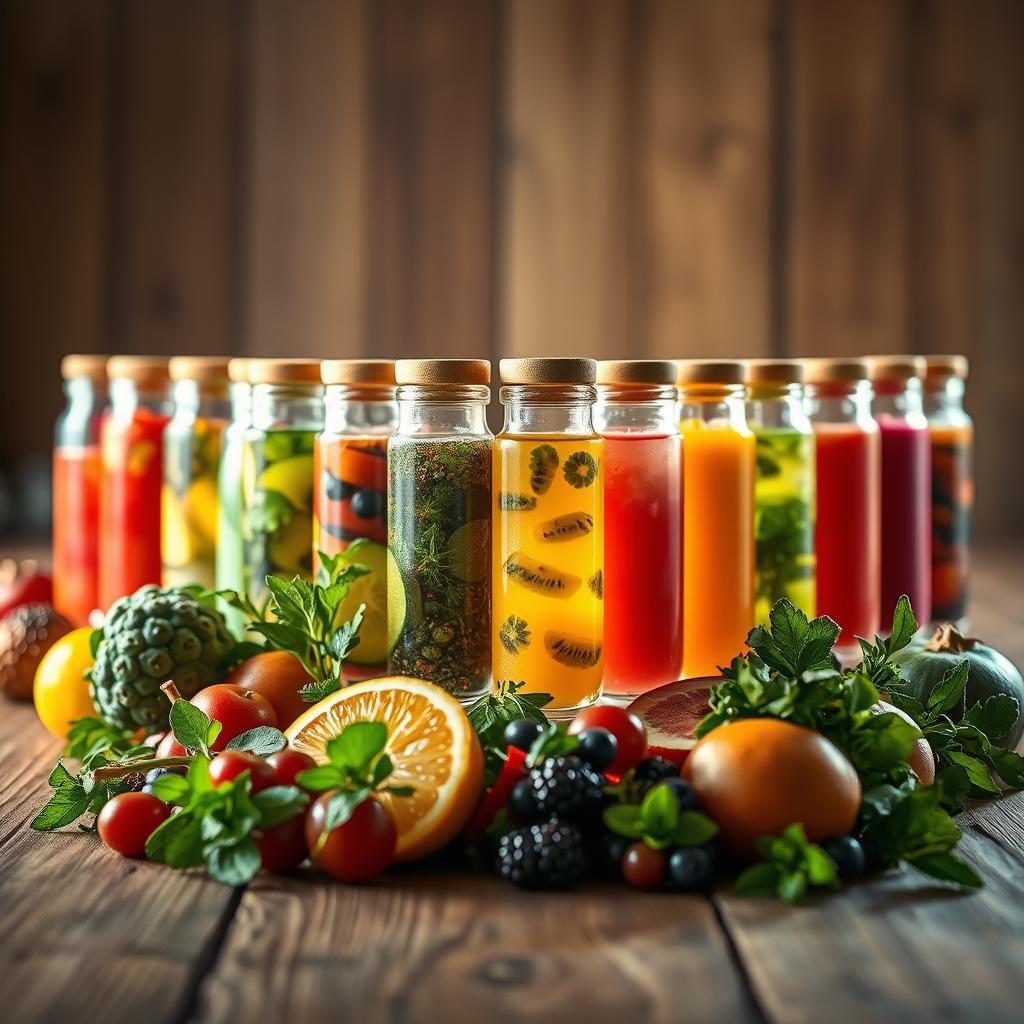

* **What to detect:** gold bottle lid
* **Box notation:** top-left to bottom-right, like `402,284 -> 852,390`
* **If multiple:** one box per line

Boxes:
395,359 -> 491,386
595,359 -> 678,385
247,358 -> 323,386
169,356 -> 231,383
744,358 -> 805,385
802,357 -> 872,384
60,353 -> 109,383
227,357 -> 251,384
923,354 -> 969,380
499,357 -> 596,385
321,359 -> 396,387
675,359 -> 746,386
865,354 -> 928,381
106,355 -> 171,388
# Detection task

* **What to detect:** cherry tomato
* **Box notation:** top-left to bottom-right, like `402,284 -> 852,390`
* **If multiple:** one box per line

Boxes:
621,842 -> 667,889
209,751 -> 277,793
266,748 -> 318,788
568,706 -> 648,776
97,792 -> 171,857
254,815 -> 309,874
156,731 -> 186,759
305,793 -> 396,882
226,651 -> 313,730
190,684 -> 278,749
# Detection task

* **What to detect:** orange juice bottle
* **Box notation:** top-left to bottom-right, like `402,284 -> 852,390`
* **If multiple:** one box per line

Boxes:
493,358 -> 604,713
678,360 -> 755,678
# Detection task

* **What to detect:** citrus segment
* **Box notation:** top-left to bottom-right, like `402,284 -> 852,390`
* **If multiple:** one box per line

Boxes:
385,548 -> 408,653
333,540 -> 389,665
285,676 -> 483,861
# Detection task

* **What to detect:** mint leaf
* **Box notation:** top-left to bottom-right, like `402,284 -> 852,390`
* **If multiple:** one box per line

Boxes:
146,810 -> 205,868
30,783 -> 88,831
252,785 -> 309,828
296,765 -> 345,791
734,863 -> 780,897
326,722 -> 388,772
989,747 -> 1024,788
965,694 -> 1020,741
226,726 -> 288,756
926,661 -> 969,717
671,811 -> 719,847
639,784 -> 679,846
908,851 -> 983,888
150,773 -> 191,804
207,838 -> 262,885
945,750 -> 1001,796
323,787 -> 371,834
603,804 -> 644,839
887,595 -> 918,654
299,678 -> 341,704
170,698 -> 217,756
767,599 -> 809,673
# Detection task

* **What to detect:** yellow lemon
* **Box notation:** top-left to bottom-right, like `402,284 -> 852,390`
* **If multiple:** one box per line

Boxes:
34,627 -> 98,738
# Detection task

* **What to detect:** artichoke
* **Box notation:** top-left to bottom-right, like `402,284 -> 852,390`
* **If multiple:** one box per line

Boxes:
89,585 -> 236,730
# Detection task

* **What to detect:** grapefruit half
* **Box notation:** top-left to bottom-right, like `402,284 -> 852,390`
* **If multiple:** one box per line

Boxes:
627,677 -> 721,766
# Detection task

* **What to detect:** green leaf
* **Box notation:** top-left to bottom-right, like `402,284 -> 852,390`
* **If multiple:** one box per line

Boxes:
145,810 -> 205,868
188,753 -> 213,794
909,851 -> 983,888
170,698 -> 217,755
30,784 -> 88,831
151,774 -> 191,804
295,764 -> 345,792
804,844 -> 839,886
887,595 -> 918,654
768,599 -> 809,672
849,712 -> 921,771
252,785 -> 309,828
327,608 -> 365,663
777,871 -> 808,904
206,838 -> 262,885
926,661 -> 969,716
886,689 -> 926,723
945,750 -> 1001,796
639,784 -> 679,841
47,759 -> 76,789
326,721 -> 388,772
226,726 -> 288,756
965,694 -> 1020,742
250,620 -> 314,657
299,678 -> 341,704
989,748 -> 1024,788
64,717 -> 134,761
265,575 -> 309,626
602,804 -> 645,840
670,811 -> 719,847
322,788 -> 371,834
734,863 -> 780,897
372,753 -> 395,786
89,628 -> 103,659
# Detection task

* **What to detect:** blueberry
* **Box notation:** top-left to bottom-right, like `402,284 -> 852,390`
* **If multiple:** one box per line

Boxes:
503,718 -> 545,753
658,776 -> 699,812
322,470 -> 354,501
668,846 -> 717,891
634,757 -> 679,782
821,836 -> 866,882
600,833 -> 632,879
351,489 -> 383,519
508,778 -> 538,820
142,765 -> 185,796
576,728 -> 617,771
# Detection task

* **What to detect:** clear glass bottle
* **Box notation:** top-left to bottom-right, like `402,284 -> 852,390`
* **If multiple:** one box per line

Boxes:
678,361 -> 755,678
745,359 -> 816,624
99,356 -> 172,610
315,359 -> 398,677
53,354 -> 108,625
594,360 -> 681,699
163,357 -> 231,591
388,359 -> 493,702
216,358 -> 252,634
923,355 -> 973,623
868,355 -> 931,628
493,358 -> 603,714
242,359 -> 324,606
804,358 -> 881,647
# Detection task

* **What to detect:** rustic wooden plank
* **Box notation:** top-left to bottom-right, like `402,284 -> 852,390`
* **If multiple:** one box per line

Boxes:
0,713 -> 61,851
110,0 -> 237,355
0,0 -> 110,464
367,0 -> 497,359
636,0 -> 774,358
786,0 -> 909,356
501,0 -> 632,359
242,0 -> 369,359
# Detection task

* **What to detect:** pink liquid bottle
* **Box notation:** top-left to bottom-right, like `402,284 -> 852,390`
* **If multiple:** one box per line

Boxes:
867,356 -> 931,628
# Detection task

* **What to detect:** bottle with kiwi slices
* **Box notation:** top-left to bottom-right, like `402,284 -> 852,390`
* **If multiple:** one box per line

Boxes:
241,359 -> 324,606
387,359 -> 493,701
493,358 -> 604,714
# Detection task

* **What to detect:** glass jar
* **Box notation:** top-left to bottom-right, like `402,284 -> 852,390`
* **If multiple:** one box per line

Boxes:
99,356 -> 171,609
388,359 -> 493,702
494,358 -> 603,714
868,355 -> 931,627
745,359 -> 816,623
315,359 -> 397,676
804,358 -> 881,647
677,361 -> 756,677
53,354 -> 107,625
923,355 -> 972,622
595,360 -> 681,699
242,360 -> 324,606
162,357 -> 231,591
216,358 -> 252,634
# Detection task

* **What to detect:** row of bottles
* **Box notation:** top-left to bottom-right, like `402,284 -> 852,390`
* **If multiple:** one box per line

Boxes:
53,352 -> 973,715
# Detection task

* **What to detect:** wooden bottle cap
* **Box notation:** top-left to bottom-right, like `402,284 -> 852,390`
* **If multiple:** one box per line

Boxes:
106,355 -> 171,387
744,358 -> 805,385
321,359 -> 396,387
247,358 -> 324,385
675,360 -> 746,386
595,359 -> 678,385
227,358 -> 251,384
169,356 -> 231,383
395,359 -> 491,386
499,357 -> 596,385
923,354 -> 969,380
802,358 -> 871,384
865,355 -> 928,381
60,354 -> 109,382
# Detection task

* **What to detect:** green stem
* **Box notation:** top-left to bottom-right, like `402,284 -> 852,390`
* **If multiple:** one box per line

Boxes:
90,755 -> 194,782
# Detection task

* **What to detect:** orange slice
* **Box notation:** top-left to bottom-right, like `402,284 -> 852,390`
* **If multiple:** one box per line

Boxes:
284,676 -> 483,862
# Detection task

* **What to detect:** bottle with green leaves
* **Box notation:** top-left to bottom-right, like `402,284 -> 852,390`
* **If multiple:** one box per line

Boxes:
744,360 -> 816,623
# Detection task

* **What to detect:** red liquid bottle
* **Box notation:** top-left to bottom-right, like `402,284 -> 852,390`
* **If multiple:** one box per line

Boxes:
99,357 -> 171,610
53,354 -> 108,625
596,361 -> 683,698
805,359 -> 881,648
869,356 -> 931,628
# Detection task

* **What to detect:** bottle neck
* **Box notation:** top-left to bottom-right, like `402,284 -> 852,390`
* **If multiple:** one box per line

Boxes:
924,377 -> 970,422
678,384 -> 748,430
500,384 -> 596,436
170,379 -> 231,421
746,383 -> 811,432
396,385 -> 491,436
57,377 -> 106,447
229,382 -> 251,426
594,385 -> 677,435
251,382 -> 325,432
872,377 -> 926,424
805,380 -> 876,427
324,385 -> 399,435
109,377 -> 170,418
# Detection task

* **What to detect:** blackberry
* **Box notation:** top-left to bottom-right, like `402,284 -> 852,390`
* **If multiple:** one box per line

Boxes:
527,756 -> 605,821
634,757 -> 679,783
495,819 -> 586,889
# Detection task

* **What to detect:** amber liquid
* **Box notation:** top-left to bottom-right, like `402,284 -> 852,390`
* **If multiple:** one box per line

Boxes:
930,424 -> 972,621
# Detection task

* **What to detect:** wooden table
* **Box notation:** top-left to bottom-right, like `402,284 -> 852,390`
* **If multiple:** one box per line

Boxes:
2,545 -> 1022,1024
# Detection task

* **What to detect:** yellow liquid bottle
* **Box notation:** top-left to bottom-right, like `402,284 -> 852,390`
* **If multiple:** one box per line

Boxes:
492,359 -> 604,714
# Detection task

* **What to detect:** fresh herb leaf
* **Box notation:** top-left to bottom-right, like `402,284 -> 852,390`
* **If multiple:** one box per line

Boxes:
251,785 -> 310,828
170,698 -> 218,757
326,721 -> 388,772
299,678 -> 341,704
603,782 -> 718,851
735,823 -> 840,904
467,679 -> 552,785
207,839 -> 263,886
225,726 -> 288,756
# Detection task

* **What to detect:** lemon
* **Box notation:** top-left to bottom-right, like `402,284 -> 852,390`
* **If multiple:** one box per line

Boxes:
34,627 -> 98,738
259,453 -> 314,511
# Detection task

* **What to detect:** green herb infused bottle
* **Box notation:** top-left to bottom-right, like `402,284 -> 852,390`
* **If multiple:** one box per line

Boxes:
242,359 -> 324,607
388,359 -> 493,702
744,359 -> 816,623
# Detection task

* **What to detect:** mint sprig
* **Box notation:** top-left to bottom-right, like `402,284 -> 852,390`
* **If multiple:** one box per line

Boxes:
735,823 -> 840,903
603,784 -> 718,851
467,679 -> 553,785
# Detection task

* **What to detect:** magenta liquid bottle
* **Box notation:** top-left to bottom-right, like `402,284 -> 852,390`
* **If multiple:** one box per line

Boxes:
868,356 -> 931,627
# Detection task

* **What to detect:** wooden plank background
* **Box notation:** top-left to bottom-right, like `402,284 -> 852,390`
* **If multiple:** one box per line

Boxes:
0,0 -> 1021,536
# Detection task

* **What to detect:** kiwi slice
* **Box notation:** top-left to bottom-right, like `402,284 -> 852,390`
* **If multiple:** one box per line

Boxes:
499,492 -> 538,512
588,570 -> 603,599
563,451 -> 598,489
504,552 -> 581,598
544,630 -> 602,669
529,444 -> 559,495
498,615 -> 531,655
534,512 -> 594,543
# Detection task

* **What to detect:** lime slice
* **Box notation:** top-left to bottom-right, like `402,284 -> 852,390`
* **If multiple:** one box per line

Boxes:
385,547 -> 412,656
448,519 -> 489,583
332,540 -> 389,666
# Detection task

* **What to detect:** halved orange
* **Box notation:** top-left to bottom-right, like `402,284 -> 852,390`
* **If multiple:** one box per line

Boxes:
284,676 -> 483,862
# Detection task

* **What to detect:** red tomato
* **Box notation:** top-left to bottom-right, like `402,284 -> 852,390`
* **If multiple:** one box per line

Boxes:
254,815 -> 308,874
306,793 -> 396,882
568,706 -> 648,775
266,748 -> 318,788
622,842 -> 666,890
209,751 -> 277,793
156,731 -> 186,759
97,792 -> 171,857
190,684 -> 278,748
464,745 -> 527,843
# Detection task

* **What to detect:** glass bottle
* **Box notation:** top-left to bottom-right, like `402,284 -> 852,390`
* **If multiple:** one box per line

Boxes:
493,358 -> 603,714
677,361 -> 756,678
315,359 -> 397,677
216,358 -> 251,634
923,355 -> 973,623
388,359 -> 493,702
594,359 -> 681,699
242,359 -> 324,606
162,357 -> 231,591
804,358 -> 881,647
868,355 -> 931,627
745,359 -> 816,624
99,356 -> 172,609
53,354 -> 107,625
